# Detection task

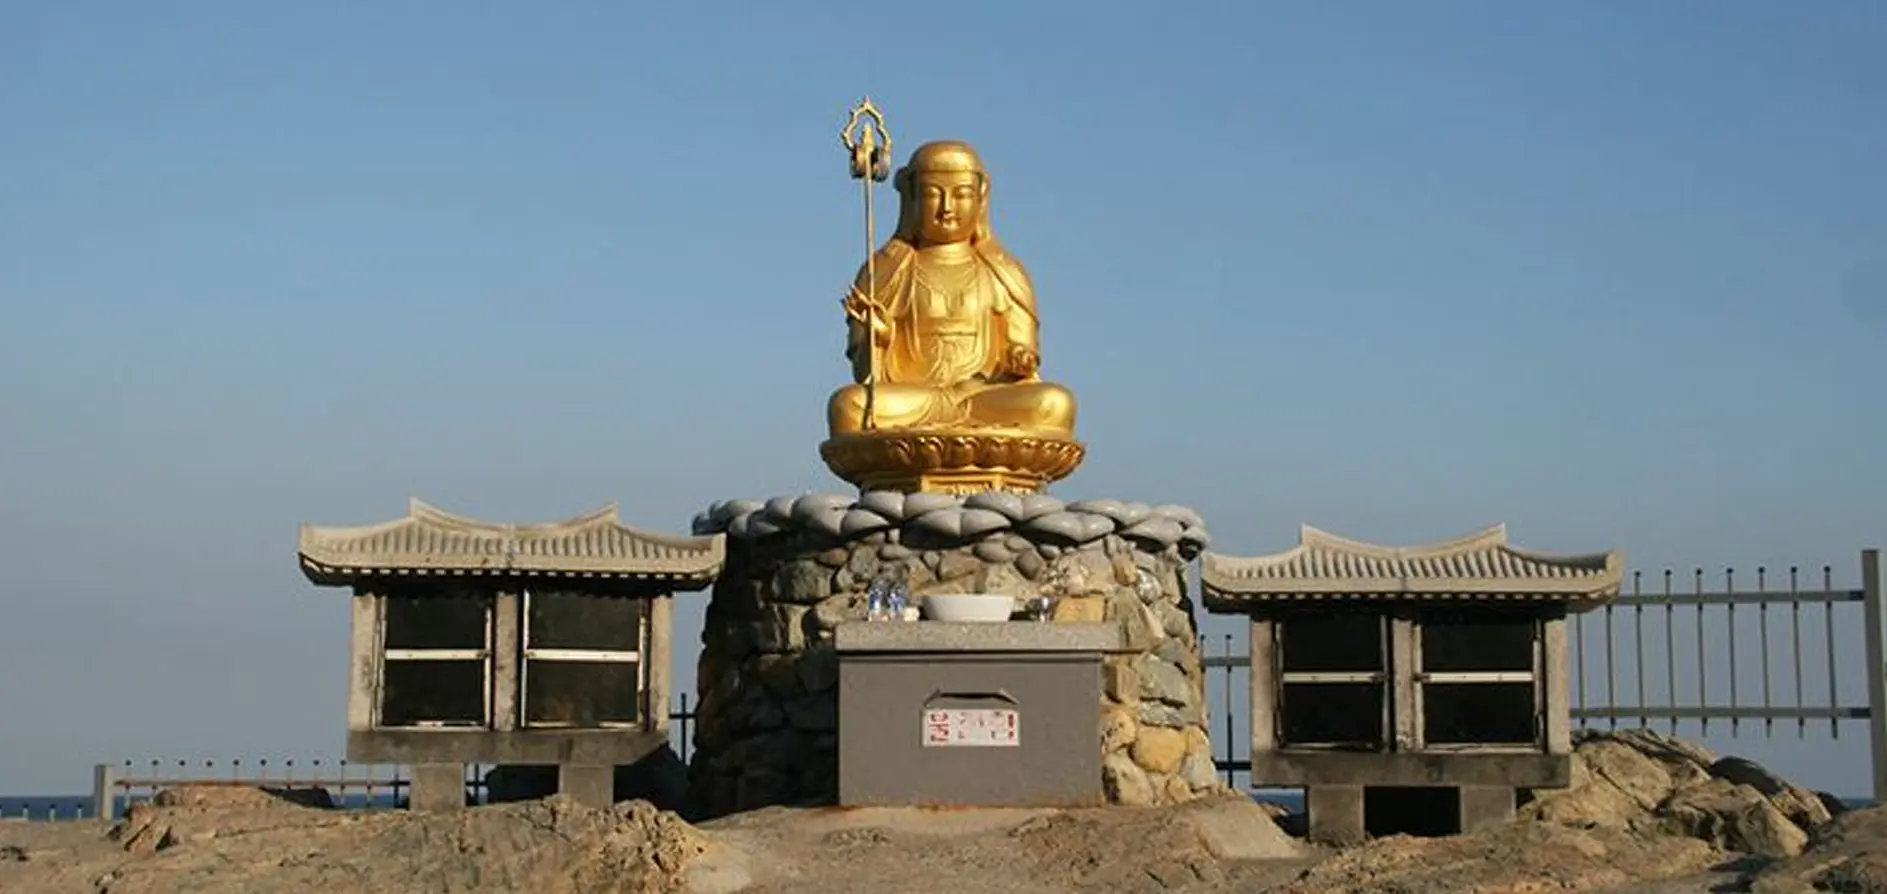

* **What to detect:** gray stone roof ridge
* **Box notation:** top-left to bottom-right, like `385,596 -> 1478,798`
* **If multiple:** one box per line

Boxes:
298,497 -> 726,586
693,491 -> 1210,556
1201,522 -> 1623,608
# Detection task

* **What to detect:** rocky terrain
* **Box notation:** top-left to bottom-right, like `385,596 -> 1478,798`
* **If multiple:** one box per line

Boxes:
1,730 -> 1878,893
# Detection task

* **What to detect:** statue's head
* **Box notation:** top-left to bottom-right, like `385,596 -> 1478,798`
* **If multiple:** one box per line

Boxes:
893,140 -> 991,247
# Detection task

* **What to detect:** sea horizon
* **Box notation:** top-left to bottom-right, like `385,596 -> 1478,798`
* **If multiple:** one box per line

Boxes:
4,790 -> 1875,824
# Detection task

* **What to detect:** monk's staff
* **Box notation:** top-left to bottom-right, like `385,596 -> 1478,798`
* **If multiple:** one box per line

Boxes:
839,97 -> 892,432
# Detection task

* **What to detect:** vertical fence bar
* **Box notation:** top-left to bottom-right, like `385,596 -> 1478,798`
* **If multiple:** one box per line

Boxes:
1603,602 -> 1618,730
1758,567 -> 1773,736
1632,572 -> 1646,726
1573,610 -> 1587,728
1696,569 -> 1708,735
1791,567 -> 1805,738
1827,566 -> 1841,738
678,693 -> 692,765
1222,634 -> 1235,789
1861,549 -> 1886,803
1664,569 -> 1677,735
1727,568 -> 1740,735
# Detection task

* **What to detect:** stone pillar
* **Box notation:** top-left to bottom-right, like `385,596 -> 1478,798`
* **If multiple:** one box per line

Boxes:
1307,784 -> 1366,845
408,763 -> 466,812
347,592 -> 379,731
559,764 -> 615,809
685,492 -> 1215,819
1458,785 -> 1516,833
93,763 -> 120,821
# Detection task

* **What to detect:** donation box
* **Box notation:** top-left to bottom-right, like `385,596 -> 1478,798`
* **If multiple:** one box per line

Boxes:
834,621 -> 1122,808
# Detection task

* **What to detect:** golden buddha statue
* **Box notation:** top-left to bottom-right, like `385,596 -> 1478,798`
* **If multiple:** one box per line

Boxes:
819,139 -> 1086,494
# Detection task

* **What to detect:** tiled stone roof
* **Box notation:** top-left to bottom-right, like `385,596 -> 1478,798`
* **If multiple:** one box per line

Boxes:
1202,524 -> 1621,611
298,499 -> 724,587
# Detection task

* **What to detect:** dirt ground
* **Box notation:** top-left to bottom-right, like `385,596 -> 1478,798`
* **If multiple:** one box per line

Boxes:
0,793 -> 1314,894
2,789 -> 1863,894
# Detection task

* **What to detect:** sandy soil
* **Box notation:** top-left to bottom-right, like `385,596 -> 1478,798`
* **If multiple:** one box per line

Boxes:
2,782 -> 1879,893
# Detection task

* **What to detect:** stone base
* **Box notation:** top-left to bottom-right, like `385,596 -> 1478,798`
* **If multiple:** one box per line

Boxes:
818,431 -> 1086,494
1307,785 -> 1365,845
836,625 -> 1118,808
407,763 -> 467,813
1458,785 -> 1517,833
557,764 -> 614,809
686,492 -> 1216,819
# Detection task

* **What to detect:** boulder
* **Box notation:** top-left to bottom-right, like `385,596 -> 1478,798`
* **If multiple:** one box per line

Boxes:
1708,756 -> 1833,832
1750,805 -> 1887,894
1527,730 -> 1830,860
1661,778 -> 1810,857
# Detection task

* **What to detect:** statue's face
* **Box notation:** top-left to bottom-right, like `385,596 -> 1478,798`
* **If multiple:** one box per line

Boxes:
913,169 -> 983,245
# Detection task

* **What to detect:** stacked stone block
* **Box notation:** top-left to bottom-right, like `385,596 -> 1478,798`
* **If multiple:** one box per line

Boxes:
685,491 -> 1221,818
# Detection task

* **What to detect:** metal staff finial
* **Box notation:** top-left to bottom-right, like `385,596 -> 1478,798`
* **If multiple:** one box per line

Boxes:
841,96 -> 893,182
839,97 -> 894,431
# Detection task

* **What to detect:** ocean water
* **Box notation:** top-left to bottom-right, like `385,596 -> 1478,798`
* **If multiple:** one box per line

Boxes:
2,790 -> 1870,823
0,792 -> 410,822
0,791 -> 1307,822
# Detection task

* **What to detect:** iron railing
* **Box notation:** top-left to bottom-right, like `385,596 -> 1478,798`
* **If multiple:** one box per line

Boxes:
1567,550 -> 1885,799
1200,549 -> 1887,802
66,696 -> 701,822
35,551 -> 1883,820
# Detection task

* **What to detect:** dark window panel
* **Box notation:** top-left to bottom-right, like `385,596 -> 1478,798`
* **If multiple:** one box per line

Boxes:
384,593 -> 489,651
1279,682 -> 1383,746
1423,682 -> 1537,744
381,660 -> 485,726
1420,610 -> 1536,673
526,591 -> 643,652
524,660 -> 641,727
1279,613 -> 1384,673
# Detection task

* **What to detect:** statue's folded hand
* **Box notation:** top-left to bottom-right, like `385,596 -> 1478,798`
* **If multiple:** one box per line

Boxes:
1002,345 -> 1041,380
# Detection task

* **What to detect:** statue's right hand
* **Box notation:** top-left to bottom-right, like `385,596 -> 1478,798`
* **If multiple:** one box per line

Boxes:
842,287 -> 879,324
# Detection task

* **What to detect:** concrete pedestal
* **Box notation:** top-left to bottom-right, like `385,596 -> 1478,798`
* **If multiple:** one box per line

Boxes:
836,621 -> 1121,808
408,763 -> 466,812
558,764 -> 615,809
1307,785 -> 1366,845
1458,785 -> 1517,833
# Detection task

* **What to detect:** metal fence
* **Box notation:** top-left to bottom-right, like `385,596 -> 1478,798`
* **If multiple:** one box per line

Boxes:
90,758 -> 425,821
1194,549 -> 1887,802
41,551 -> 1885,820
1568,549 -> 1885,800
66,696 -> 702,823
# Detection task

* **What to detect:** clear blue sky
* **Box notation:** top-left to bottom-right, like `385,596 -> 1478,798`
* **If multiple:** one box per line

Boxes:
3,1 -> 1884,796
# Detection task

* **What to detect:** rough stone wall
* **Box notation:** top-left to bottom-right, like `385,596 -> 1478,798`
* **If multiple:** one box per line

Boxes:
685,491 -> 1221,819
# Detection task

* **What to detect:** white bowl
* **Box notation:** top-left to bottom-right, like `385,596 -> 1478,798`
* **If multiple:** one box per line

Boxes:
921,593 -> 1018,623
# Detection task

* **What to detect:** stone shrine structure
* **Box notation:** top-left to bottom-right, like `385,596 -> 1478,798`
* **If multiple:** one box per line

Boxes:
1201,523 -> 1622,842
671,117 -> 1227,816
685,493 -> 1219,815
296,499 -> 723,811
